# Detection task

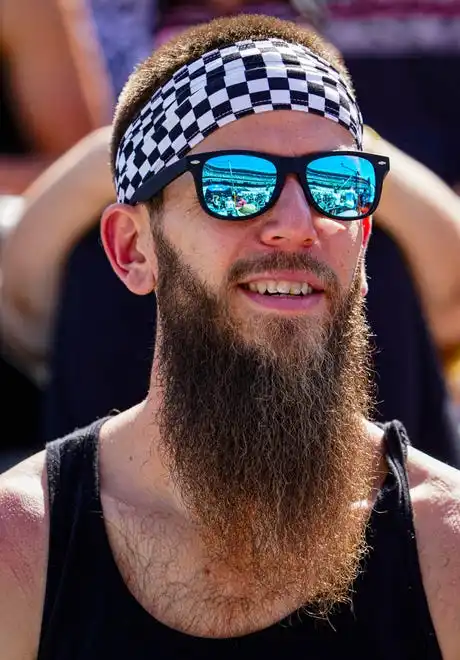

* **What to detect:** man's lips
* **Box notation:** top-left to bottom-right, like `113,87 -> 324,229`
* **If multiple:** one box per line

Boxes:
237,270 -> 326,293
238,286 -> 325,312
235,270 -> 327,313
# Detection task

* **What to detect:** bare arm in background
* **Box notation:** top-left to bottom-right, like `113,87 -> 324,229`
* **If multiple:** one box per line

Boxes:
0,126 -> 115,378
0,0 -> 113,193
364,126 -> 460,353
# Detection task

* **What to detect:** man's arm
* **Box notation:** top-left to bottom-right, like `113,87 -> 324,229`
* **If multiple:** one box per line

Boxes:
0,0 -> 113,194
0,126 -> 115,380
408,447 -> 460,660
0,453 -> 49,660
364,126 -> 460,353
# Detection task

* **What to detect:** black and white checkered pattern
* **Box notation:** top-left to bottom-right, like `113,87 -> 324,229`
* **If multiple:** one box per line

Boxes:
115,38 -> 363,203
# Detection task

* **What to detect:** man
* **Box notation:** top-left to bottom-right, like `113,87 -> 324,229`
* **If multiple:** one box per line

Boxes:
0,15 -> 459,659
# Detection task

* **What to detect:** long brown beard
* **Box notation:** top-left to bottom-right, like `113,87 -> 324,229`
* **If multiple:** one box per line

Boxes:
152,225 -> 375,614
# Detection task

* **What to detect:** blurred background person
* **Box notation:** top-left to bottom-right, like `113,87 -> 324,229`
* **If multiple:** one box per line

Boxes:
324,0 -> 460,189
362,126 -> 460,464
0,0 -> 158,470
322,0 -> 460,450
153,0 -> 325,46
0,0 -> 113,194
0,0 -> 113,466
86,0 -> 156,98
448,351 -> 460,428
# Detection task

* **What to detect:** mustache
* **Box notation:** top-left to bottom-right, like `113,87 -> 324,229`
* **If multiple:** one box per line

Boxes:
227,251 -> 340,294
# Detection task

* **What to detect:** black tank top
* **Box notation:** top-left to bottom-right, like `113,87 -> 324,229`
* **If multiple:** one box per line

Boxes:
38,419 -> 442,659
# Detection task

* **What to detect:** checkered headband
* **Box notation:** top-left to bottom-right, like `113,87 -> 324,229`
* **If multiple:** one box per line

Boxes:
115,38 -> 363,204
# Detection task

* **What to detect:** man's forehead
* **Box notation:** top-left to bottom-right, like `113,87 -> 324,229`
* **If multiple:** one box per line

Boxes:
190,110 -> 357,157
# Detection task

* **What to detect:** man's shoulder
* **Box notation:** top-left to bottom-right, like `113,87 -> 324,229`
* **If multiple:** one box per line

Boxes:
405,445 -> 460,660
0,451 -> 49,659
406,444 -> 460,563
0,449 -> 48,549
406,443 -> 460,504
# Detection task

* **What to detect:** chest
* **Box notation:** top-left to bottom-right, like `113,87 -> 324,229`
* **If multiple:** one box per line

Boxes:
40,501 -> 440,660
102,503 -> 305,638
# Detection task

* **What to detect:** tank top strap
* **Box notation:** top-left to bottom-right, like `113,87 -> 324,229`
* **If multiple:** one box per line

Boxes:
40,418 -> 109,646
382,418 -> 411,464
379,420 -> 442,656
380,419 -> 416,541
46,419 -> 104,510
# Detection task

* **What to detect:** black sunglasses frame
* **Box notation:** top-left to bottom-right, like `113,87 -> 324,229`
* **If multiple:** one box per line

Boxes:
131,149 -> 390,222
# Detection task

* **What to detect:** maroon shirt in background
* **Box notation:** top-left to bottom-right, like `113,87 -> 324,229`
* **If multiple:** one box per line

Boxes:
154,1 -> 311,46
324,0 -> 460,55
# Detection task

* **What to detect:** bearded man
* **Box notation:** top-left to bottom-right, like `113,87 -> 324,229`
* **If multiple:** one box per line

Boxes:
0,14 -> 459,660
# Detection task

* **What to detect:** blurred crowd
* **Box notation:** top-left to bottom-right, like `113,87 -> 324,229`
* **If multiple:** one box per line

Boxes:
1,0 -> 460,472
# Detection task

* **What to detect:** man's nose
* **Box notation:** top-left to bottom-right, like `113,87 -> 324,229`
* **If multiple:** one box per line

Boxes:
258,175 -> 319,249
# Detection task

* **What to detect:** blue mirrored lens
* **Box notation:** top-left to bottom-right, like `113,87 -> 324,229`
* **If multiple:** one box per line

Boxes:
202,154 -> 277,219
306,155 -> 376,218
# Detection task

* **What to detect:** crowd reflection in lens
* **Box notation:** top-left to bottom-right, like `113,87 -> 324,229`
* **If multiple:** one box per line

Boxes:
203,154 -> 277,218
307,155 -> 376,218
202,154 -> 376,219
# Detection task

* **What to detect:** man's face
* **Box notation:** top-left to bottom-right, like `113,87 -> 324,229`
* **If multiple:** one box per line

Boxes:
144,111 -> 374,612
152,111 -> 370,355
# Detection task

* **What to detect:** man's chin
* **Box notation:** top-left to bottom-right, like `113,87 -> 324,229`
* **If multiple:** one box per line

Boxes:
231,312 -> 328,358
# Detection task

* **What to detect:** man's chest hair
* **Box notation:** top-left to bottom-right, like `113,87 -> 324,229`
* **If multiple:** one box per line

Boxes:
102,503 -> 300,637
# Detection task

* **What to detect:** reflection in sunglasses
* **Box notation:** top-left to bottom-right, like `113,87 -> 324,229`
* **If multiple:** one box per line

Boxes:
307,156 -> 375,218
203,155 -> 277,218
202,153 -> 377,219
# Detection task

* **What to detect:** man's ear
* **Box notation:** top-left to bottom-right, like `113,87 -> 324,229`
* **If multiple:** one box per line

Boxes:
359,215 -> 373,296
100,203 -> 156,294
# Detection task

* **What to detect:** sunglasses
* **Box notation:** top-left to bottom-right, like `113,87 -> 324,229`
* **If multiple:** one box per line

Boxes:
131,149 -> 390,222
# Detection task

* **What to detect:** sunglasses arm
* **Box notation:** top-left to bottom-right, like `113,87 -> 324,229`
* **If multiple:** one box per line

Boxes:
131,158 -> 188,204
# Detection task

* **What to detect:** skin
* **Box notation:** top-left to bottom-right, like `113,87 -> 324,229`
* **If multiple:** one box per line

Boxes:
0,0 -> 112,193
0,127 -> 115,379
363,126 -> 460,352
104,112 -> 371,320
0,111 -> 459,658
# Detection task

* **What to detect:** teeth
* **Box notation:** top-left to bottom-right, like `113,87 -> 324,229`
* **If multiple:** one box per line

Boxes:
246,280 -> 314,295
277,281 -> 291,294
